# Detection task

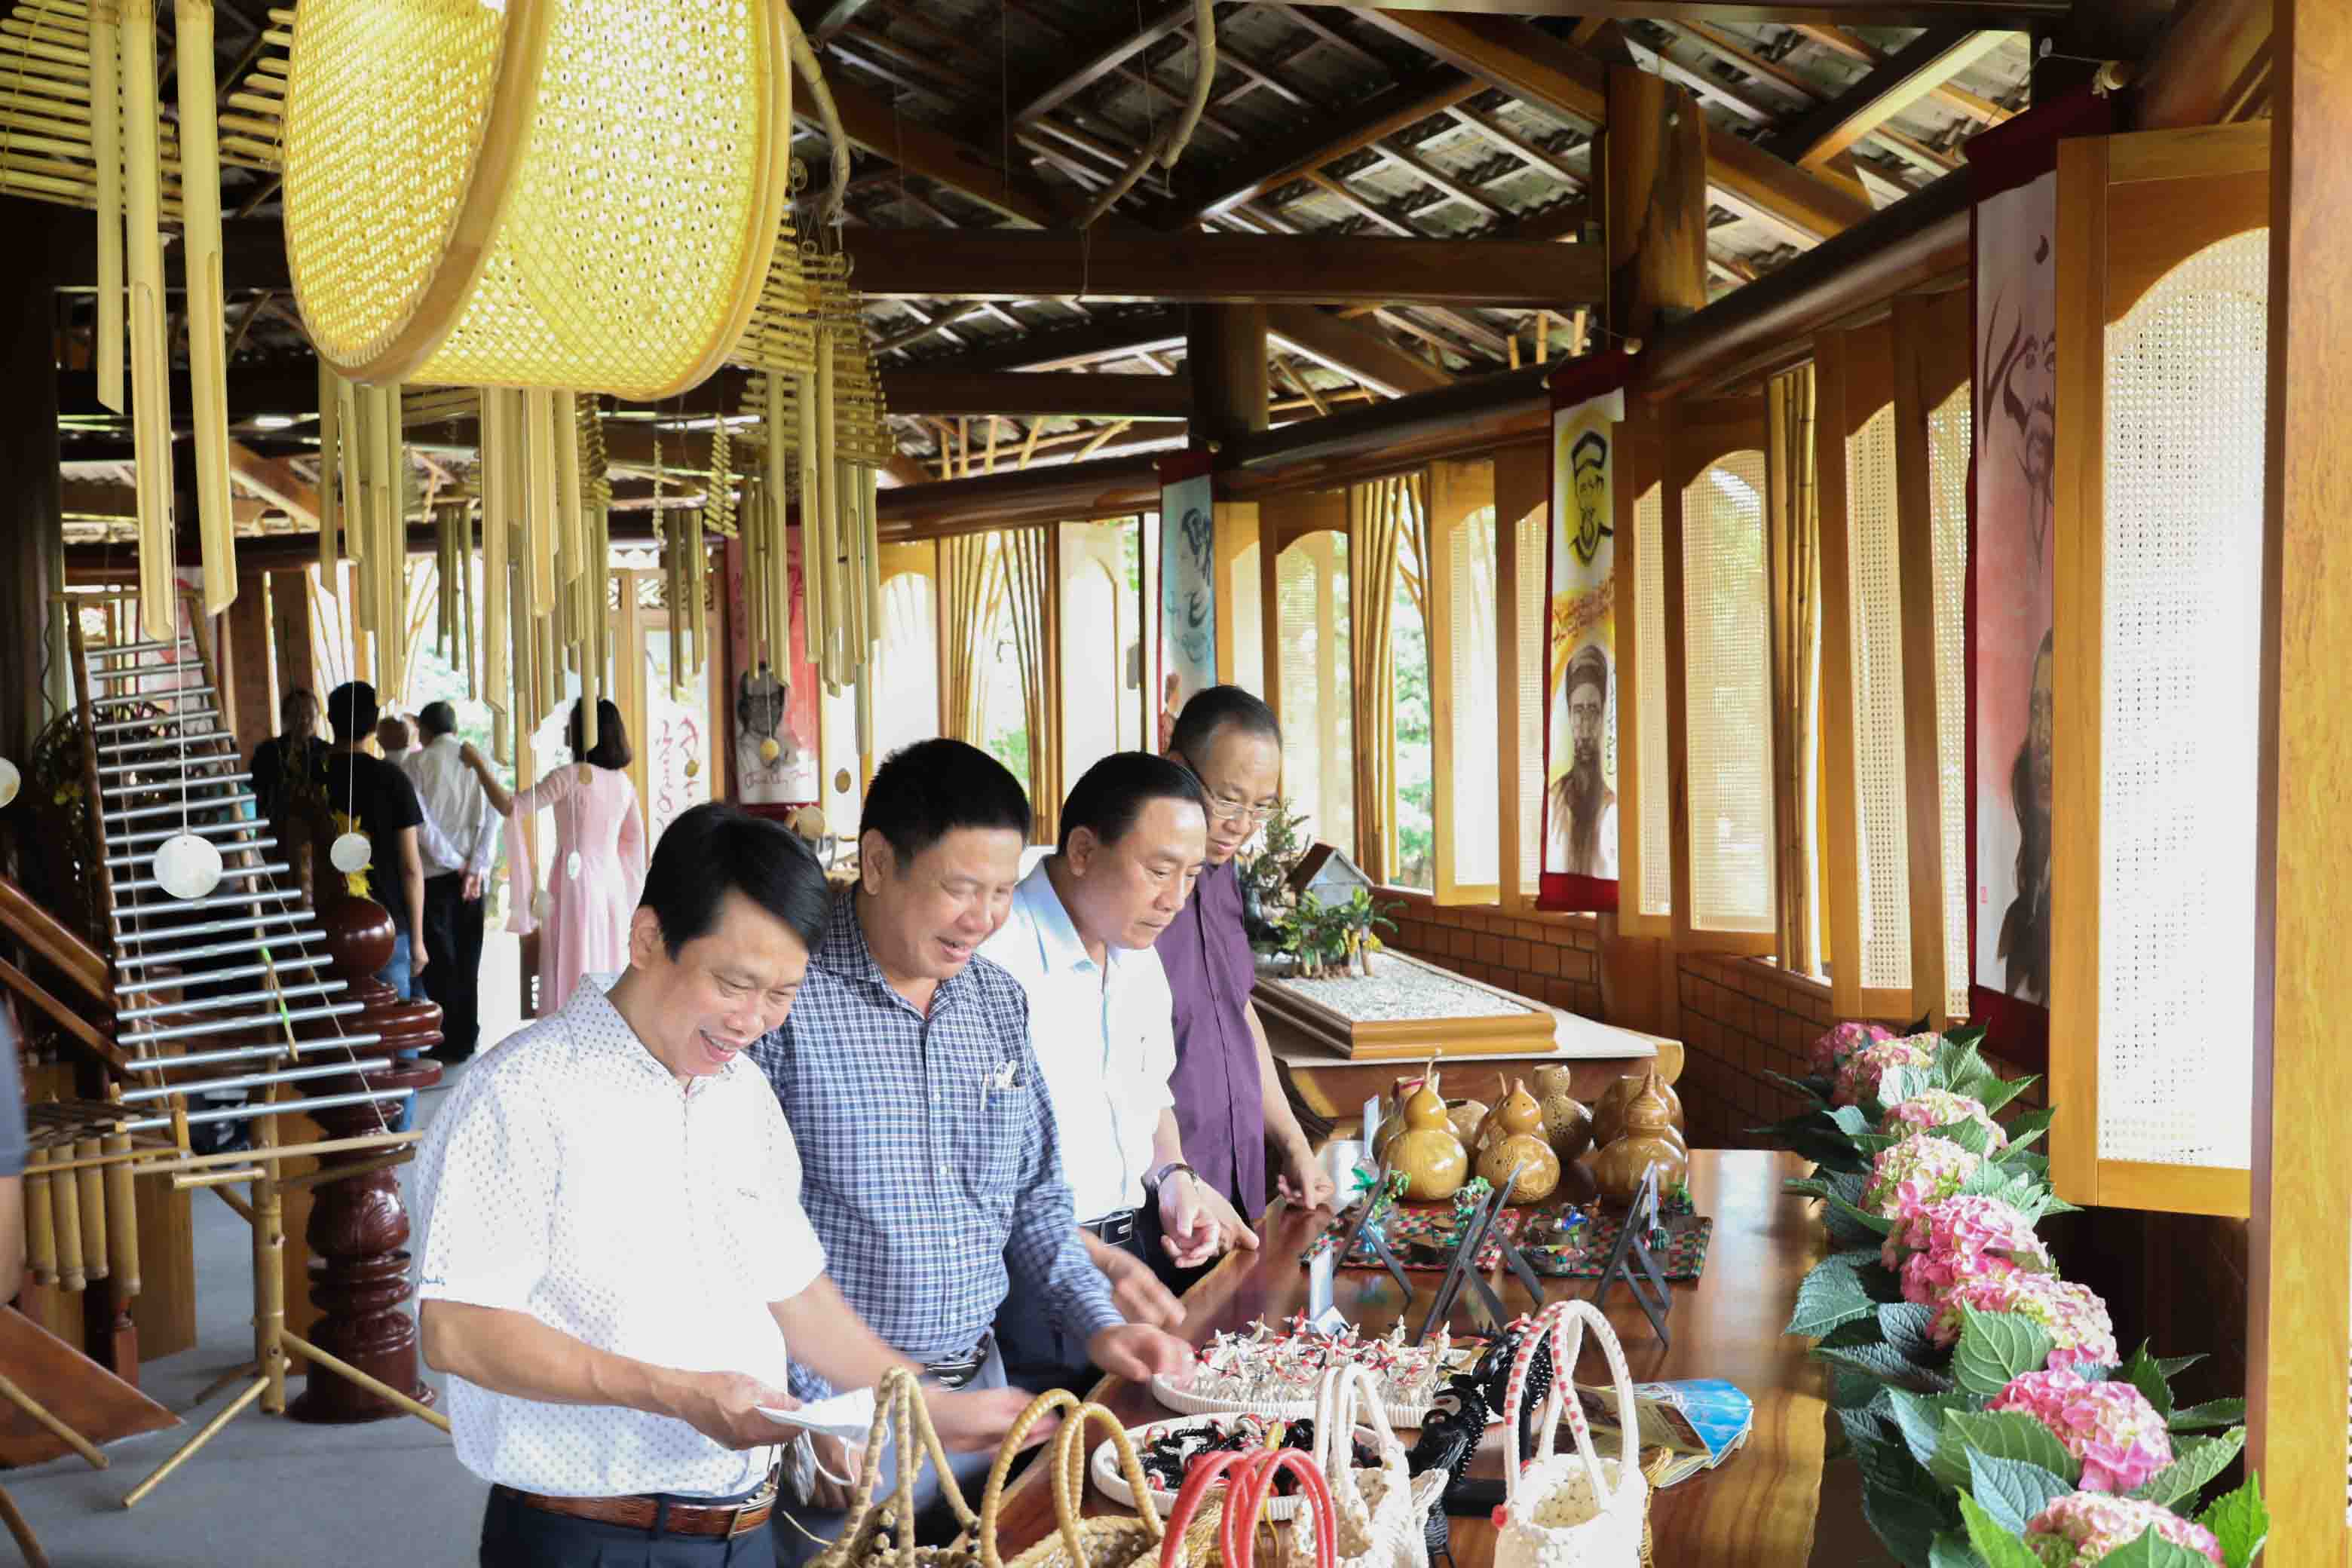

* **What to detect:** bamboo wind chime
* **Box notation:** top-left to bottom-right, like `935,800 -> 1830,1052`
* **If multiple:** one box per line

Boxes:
314,371 -> 413,705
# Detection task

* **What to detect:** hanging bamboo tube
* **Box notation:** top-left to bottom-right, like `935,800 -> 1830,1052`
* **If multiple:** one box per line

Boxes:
482,394 -> 511,761
90,0 -> 121,413
342,383 -> 369,572
379,381 -> 406,703
72,1136 -> 106,1282
24,1168 -> 54,1285
175,0 -> 234,617
316,363 -> 341,580
862,463 -> 881,660
50,1153 -> 83,1291
102,1129 -> 138,1299
119,0 -> 172,641
794,368 -> 823,678
522,389 -> 556,620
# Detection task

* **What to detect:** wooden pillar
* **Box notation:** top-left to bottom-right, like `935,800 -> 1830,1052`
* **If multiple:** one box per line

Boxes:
225,569 -> 274,760
2249,0 -> 2352,1554
270,567 -> 316,709
0,237 -> 60,769
1185,305 -> 1268,449
1602,65 -> 1707,349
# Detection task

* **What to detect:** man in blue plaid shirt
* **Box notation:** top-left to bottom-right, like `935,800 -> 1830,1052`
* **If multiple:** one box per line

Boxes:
754,739 -> 1193,1565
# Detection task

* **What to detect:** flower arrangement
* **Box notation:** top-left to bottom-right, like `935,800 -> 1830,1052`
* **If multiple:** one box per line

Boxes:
1755,1024 -> 2265,1567
1267,884 -> 1398,978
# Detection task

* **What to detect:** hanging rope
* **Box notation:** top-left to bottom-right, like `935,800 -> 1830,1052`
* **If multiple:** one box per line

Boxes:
786,11 -> 853,233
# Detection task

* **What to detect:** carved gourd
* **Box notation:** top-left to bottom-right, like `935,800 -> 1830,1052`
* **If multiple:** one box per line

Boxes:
1445,1099 -> 1489,1147
1533,1064 -> 1595,1164
1389,1080 -> 1468,1202
1590,1071 -> 1689,1208
1592,1069 -> 1687,1154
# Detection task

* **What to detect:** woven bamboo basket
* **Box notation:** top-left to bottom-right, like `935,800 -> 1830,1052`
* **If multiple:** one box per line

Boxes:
1162,1450 -> 1336,1568
976,1389 -> 1166,1568
810,1368 -> 981,1568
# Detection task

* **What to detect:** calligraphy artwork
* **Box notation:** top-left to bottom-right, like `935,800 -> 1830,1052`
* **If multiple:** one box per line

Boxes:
1539,360 -> 1628,913
1159,467 -> 1217,726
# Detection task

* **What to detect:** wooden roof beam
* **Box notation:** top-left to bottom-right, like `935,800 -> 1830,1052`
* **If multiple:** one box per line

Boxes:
1788,23 -> 2017,123
819,75 -> 1069,228
838,228 -> 1606,307
1173,67 -> 1486,222
1300,2 -> 2060,23
1762,28 -> 2015,170
1009,0 -> 1195,128
1265,302 -> 1454,397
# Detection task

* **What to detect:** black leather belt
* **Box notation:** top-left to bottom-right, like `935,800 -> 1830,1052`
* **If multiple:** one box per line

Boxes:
1081,1208 -> 1138,1246
924,1331 -> 993,1390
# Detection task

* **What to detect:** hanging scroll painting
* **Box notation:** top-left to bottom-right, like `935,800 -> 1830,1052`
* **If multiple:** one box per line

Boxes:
1539,352 -> 1631,912
1156,451 -> 1218,749
1963,88 -> 2112,1052
724,530 -> 820,811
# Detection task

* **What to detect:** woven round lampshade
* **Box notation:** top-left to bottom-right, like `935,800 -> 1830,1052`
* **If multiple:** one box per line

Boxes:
283,0 -> 793,397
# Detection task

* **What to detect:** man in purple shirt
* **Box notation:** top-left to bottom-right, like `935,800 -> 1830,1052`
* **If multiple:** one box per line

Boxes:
1157,687 -> 1336,1254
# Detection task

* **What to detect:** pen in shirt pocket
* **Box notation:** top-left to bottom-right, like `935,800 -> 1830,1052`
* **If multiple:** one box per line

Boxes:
980,1057 -> 1018,1111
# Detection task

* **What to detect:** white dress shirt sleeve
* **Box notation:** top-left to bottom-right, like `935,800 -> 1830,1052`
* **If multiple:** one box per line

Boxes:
752,1092 -> 828,1305
415,1067 -> 559,1315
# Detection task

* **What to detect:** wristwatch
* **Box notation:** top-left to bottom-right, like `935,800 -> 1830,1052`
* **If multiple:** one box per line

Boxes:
1145,1159 -> 1199,1193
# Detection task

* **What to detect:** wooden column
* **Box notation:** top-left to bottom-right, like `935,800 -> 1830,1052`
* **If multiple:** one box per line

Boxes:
225,569 -> 274,760
2250,0 -> 2352,1555
0,237 -> 60,770
1602,65 -> 1707,349
270,567 -> 316,708
1185,305 -> 1269,449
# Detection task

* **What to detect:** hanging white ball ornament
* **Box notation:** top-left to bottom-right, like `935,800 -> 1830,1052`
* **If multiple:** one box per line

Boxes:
0,757 -> 18,809
329,831 -> 373,874
565,850 -> 583,882
153,832 -> 224,900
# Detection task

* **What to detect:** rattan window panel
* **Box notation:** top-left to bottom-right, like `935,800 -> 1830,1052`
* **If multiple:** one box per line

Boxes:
1279,534 -> 1354,852
875,571 -> 937,767
1634,482 -> 1671,921
1927,386 -> 1974,1023
1682,452 -> 1776,934
1845,405 -> 1913,992
1514,504 -> 1545,898
1447,509 -> 1500,890
2096,229 -> 2267,1171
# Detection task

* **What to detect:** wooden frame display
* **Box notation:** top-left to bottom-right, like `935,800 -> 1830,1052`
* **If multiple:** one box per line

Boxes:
1891,287 -> 1974,1028
1249,951 -> 1559,1061
2050,122 -> 2270,1220
1427,458 -> 1500,907
1662,396 -> 1776,954
1815,321 -> 1913,1021
1612,406 -> 1671,939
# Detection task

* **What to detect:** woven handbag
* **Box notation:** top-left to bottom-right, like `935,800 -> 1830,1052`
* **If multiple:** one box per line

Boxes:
1490,1301 -> 1648,1568
812,1368 -> 982,1568
1162,1450 -> 1338,1568
977,1388 -> 1166,1568
1283,1364 -> 1447,1568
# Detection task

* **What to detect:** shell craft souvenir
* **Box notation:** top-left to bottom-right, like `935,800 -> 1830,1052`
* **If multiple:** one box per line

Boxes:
1389,1078 -> 1468,1202
1590,1071 -> 1689,1208
1153,1316 -> 1456,1421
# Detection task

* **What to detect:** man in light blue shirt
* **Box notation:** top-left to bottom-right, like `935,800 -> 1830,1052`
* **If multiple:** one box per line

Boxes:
980,752 -> 1254,1394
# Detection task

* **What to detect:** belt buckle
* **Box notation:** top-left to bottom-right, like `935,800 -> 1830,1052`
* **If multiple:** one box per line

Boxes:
727,1481 -> 776,1539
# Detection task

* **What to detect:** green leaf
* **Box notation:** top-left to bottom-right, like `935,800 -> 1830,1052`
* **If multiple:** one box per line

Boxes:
1931,1410 -> 2081,1491
1934,1040 -> 1993,1096
2091,1529 -> 2233,1568
1965,1450 -> 2075,1537
2129,1429 -> 2244,1511
1953,1309 -> 2055,1397
1957,1493 -> 2046,1568
1945,1024 -> 1991,1052
1887,1389 -> 1978,1472
1762,1068 -> 1833,1107
1824,1189 -> 1900,1237
1999,1107 -> 2056,1153
2157,1352 -> 2207,1380
2122,1343 -> 2177,1420
2194,1474 -> 2268,1568
1821,1342 -> 1958,1395
1876,1064 -> 1930,1110
1942,1118 -> 1998,1157
1865,1475 -> 1960,1568
1931,1532 -> 1986,1568
1789,1252 -> 1882,1337
1975,1074 -> 2040,1117
1880,1303 -> 1946,1364
2169,1398 -> 2246,1432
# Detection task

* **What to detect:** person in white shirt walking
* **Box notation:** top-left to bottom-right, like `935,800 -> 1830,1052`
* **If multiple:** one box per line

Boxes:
402,701 -> 501,1062
414,802 -> 1039,1568
978,752 -> 1257,1394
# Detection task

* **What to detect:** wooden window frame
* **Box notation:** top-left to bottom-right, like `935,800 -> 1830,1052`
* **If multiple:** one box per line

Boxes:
1262,490 -> 1352,856
1214,502 -> 1261,688
2050,121 -> 2270,1220
1891,286 -> 1975,1029
1816,320 -> 1916,1020
1663,394 -> 1777,955
1495,440 -> 1546,913
1428,458 -> 1500,906
1614,405 -> 1672,938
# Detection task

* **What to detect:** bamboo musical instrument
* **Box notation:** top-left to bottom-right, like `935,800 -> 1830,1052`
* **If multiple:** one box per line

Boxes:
89,0 -> 119,412
174,0 -> 235,618
118,0 -> 170,640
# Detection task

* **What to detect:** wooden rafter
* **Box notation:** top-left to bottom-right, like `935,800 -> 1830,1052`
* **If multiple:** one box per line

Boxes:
1788,23 -> 2017,123
1264,302 -> 1454,397
1173,67 -> 1485,222
1761,28 -> 2014,170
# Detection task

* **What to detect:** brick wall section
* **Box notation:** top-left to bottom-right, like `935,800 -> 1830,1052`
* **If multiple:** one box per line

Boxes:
1676,952 -> 1851,1148
1379,893 -> 1603,1021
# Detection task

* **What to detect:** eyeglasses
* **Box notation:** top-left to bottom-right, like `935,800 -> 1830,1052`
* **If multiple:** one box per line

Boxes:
1205,795 -> 1278,828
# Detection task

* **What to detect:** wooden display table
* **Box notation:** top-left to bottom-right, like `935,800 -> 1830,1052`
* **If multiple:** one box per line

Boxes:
1265,989 -> 1680,1140
986,1150 -> 1828,1568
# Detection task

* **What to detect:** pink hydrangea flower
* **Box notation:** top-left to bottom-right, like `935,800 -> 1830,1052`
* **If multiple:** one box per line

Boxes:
1885,1089 -> 2010,1150
1834,1035 -> 1937,1107
1883,1194 -> 2053,1300
1991,1369 -> 2174,1493
1928,1272 -> 2120,1370
2023,1493 -> 2222,1566
1808,1021 -> 1894,1077
1863,1135 -> 1981,1220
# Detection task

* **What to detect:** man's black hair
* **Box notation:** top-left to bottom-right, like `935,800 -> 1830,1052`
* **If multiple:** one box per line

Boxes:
326,680 -> 377,743
1168,684 -> 1282,761
1057,751 -> 1210,856
639,801 -> 831,956
566,699 -> 633,771
417,701 -> 458,740
861,738 -> 1030,869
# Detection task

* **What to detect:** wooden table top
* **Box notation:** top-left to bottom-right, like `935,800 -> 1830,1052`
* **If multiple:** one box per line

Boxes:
984,1149 -> 1828,1568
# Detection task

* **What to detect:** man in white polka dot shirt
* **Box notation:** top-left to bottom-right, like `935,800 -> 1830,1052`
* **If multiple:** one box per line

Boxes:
415,803 -> 1039,1566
